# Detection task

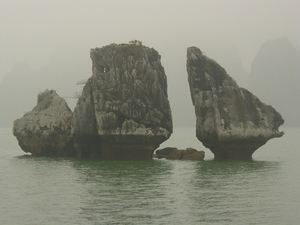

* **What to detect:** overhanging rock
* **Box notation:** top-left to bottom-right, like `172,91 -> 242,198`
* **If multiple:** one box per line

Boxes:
186,46 -> 284,160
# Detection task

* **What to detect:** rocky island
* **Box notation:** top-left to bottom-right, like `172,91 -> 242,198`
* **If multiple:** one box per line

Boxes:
13,90 -> 75,157
12,42 -> 285,161
13,41 -> 173,160
72,41 -> 173,159
186,46 -> 284,160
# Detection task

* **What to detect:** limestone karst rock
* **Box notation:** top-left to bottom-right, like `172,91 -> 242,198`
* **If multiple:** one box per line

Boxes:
72,42 -> 173,159
13,90 -> 75,156
186,46 -> 284,160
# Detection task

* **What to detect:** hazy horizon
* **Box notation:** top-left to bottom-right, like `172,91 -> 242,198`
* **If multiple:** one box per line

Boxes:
1,0 -> 299,127
1,1 -> 299,80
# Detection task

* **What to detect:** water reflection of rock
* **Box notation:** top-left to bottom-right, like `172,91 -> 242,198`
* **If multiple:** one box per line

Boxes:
184,160 -> 282,223
70,159 -> 175,222
197,160 -> 280,176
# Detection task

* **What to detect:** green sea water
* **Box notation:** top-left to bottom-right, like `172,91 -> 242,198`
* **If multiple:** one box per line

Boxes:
0,127 -> 299,224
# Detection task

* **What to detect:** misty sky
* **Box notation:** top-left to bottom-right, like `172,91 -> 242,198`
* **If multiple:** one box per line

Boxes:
1,0 -> 299,80
0,0 -> 299,127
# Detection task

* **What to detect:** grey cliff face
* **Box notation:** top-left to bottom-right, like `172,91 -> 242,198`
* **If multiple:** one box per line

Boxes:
13,90 -> 75,156
186,46 -> 284,160
72,43 -> 173,159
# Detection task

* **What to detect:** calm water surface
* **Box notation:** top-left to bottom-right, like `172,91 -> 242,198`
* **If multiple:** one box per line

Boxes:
0,127 -> 299,225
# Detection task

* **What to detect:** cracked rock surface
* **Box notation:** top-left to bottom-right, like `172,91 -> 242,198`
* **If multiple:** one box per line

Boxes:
72,43 -> 173,159
186,46 -> 284,160
13,90 -> 75,156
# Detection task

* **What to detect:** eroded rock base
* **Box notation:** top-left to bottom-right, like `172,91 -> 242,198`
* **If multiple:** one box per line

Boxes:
186,46 -> 284,161
205,140 -> 267,160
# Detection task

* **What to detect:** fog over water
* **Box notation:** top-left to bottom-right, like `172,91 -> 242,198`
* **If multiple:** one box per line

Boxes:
0,0 -> 299,127
1,2 -> 299,223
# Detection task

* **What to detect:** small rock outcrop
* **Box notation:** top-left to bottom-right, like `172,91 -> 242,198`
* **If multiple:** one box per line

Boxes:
13,90 -> 75,156
155,147 -> 205,161
186,46 -> 284,160
72,42 -> 173,159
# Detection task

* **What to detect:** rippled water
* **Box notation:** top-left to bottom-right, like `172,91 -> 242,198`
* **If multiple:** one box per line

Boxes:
0,127 -> 299,224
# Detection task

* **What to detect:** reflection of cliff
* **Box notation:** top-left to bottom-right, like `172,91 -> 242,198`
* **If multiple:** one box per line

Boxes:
70,159 -> 173,222
71,159 -> 170,180
197,161 -> 280,176
248,38 -> 300,126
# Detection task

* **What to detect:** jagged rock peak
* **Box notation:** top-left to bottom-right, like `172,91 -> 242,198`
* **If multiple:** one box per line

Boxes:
72,41 -> 173,159
13,89 -> 75,157
187,46 -> 284,160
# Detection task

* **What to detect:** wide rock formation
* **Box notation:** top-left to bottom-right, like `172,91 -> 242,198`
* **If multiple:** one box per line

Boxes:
13,90 -> 75,156
72,42 -> 173,159
186,46 -> 284,160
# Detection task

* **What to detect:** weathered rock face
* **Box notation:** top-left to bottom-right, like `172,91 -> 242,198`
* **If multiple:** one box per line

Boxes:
13,90 -> 75,157
186,46 -> 284,160
155,147 -> 205,161
72,42 -> 173,159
